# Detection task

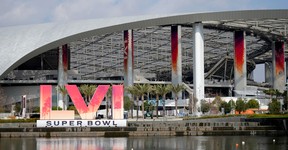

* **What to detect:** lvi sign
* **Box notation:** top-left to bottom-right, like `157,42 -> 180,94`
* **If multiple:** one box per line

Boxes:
36,85 -> 126,127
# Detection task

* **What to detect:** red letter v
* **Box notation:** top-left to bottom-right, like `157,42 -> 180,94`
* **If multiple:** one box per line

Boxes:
65,85 -> 109,119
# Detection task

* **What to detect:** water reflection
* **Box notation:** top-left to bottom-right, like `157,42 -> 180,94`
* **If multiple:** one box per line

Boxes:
0,136 -> 287,150
36,138 -> 126,150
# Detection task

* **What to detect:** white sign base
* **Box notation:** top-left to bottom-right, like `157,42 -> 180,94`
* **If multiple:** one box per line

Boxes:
37,120 -> 127,127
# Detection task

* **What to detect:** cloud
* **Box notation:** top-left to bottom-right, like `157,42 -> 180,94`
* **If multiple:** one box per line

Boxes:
0,0 -> 58,27
50,0 -> 153,21
0,0 -> 286,27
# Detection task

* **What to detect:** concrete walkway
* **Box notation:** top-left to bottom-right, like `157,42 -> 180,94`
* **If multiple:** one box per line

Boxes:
127,116 -> 183,122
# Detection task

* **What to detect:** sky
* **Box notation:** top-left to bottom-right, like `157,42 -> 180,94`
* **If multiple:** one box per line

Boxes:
1,0 -> 288,82
1,0 -> 288,27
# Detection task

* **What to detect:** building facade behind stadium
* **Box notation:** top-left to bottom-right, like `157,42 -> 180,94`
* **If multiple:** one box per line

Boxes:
0,10 -> 288,116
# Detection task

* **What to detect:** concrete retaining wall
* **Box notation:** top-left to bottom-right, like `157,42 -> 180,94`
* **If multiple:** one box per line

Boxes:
0,117 -> 287,137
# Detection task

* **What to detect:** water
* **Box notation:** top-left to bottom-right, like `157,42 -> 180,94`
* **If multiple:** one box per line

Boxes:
0,136 -> 287,150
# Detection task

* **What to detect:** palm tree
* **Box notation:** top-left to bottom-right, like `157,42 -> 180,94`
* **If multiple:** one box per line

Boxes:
275,89 -> 282,100
135,84 -> 152,119
79,84 -> 89,104
56,85 -> 68,110
158,84 -> 172,117
126,85 -> 141,119
151,84 -> 164,118
87,85 -> 97,102
282,91 -> 288,111
263,89 -> 276,101
79,84 -> 97,104
171,84 -> 185,117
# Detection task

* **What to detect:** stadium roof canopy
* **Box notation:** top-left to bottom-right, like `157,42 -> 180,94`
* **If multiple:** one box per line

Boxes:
0,9 -> 288,81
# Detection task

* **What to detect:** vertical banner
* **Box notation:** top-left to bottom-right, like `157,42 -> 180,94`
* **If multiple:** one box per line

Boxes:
123,30 -> 134,88
171,25 -> 182,98
273,41 -> 285,91
21,95 -> 26,118
234,31 -> 247,96
40,85 -> 52,119
112,85 -> 124,119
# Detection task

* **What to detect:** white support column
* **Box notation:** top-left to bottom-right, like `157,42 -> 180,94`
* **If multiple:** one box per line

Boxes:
58,44 -> 68,110
123,30 -> 134,89
193,22 -> 204,115
272,41 -> 285,92
171,25 -> 182,99
234,31 -> 247,97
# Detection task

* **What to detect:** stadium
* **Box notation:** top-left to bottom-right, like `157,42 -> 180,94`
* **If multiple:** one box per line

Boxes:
0,10 -> 288,116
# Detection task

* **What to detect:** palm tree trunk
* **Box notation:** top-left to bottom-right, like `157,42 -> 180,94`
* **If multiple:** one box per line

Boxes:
62,93 -> 67,110
142,95 -> 145,119
156,94 -> 159,118
130,95 -> 134,119
175,97 -> 178,117
110,97 -> 113,118
136,96 -> 139,120
130,99 -> 134,119
163,94 -> 166,117
106,96 -> 109,119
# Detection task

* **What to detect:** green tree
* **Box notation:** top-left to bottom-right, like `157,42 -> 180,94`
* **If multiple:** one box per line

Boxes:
264,89 -> 276,100
200,100 -> 210,114
126,85 -> 141,120
32,106 -> 40,113
282,91 -> 288,111
228,100 -> 236,109
246,99 -> 260,109
212,96 -> 222,108
171,84 -> 185,117
15,103 -> 21,115
52,106 -> 62,110
268,99 -> 281,114
135,84 -> 152,119
67,105 -> 78,115
79,84 -> 89,104
56,85 -> 68,110
235,98 -> 246,114
219,101 -> 231,114
79,84 -> 97,104
124,96 -> 131,111
274,89 -> 283,100
158,84 -> 172,117
151,84 -> 162,118
144,101 -> 154,112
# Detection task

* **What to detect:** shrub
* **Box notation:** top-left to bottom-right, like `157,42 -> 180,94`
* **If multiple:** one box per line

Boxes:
219,101 -> 231,114
124,96 -> 131,111
235,98 -> 246,114
52,106 -> 62,110
67,105 -> 79,115
200,100 -> 210,114
268,99 -> 281,114
212,96 -> 222,108
246,99 -> 260,109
